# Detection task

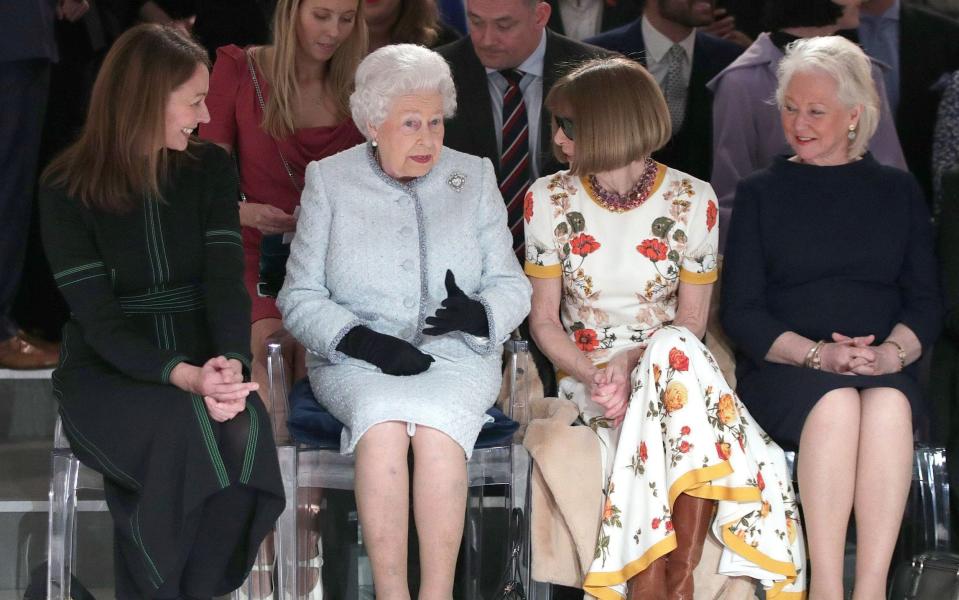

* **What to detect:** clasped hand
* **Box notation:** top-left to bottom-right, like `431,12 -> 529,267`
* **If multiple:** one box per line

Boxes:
819,333 -> 900,376
171,356 -> 257,422
423,270 -> 489,338
589,351 -> 634,428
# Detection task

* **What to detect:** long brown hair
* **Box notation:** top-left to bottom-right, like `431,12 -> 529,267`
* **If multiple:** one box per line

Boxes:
258,0 -> 368,138
42,24 -> 209,212
390,0 -> 443,47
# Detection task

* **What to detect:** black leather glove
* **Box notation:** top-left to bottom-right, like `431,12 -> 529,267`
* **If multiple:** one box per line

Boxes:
423,270 -> 489,338
336,326 -> 434,376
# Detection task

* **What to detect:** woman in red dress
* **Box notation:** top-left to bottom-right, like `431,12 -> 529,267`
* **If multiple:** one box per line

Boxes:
200,0 -> 366,595
201,0 -> 366,428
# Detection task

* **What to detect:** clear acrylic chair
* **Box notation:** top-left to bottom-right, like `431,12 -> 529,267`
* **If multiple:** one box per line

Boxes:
47,418 -> 257,600
264,338 -> 549,600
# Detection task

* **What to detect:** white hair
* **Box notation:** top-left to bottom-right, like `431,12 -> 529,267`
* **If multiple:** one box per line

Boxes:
349,44 -> 457,140
775,36 -> 880,159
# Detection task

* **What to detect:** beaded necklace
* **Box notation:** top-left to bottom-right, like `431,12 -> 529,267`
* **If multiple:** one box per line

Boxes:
583,158 -> 660,212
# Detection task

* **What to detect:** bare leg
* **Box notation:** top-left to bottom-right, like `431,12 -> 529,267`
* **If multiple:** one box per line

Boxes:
411,426 -> 467,600
851,388 -> 912,600
798,388 -> 861,600
355,421 -> 412,600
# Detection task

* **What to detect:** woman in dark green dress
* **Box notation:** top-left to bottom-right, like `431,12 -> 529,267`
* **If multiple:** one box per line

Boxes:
39,25 -> 284,599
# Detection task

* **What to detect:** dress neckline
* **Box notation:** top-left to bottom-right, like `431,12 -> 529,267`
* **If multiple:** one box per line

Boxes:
581,161 -> 667,213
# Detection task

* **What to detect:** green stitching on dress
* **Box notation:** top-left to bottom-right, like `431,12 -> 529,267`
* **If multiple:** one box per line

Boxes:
205,229 -> 242,240
223,352 -> 251,371
153,200 -> 172,282
131,507 -> 162,587
240,403 -> 259,484
56,407 -> 140,489
143,202 -> 159,288
53,261 -> 105,280
160,356 -> 187,383
190,394 -> 229,488
204,240 -> 243,247
56,273 -> 106,288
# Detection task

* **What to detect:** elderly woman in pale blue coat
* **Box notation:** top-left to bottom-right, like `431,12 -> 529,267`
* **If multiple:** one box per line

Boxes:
277,44 -> 530,598
708,27 -> 906,250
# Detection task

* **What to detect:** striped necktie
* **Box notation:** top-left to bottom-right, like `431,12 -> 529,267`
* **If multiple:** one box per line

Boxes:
499,69 -> 531,261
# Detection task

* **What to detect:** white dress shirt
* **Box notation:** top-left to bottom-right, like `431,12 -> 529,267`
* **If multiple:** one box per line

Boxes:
641,15 -> 695,90
558,0 -> 604,41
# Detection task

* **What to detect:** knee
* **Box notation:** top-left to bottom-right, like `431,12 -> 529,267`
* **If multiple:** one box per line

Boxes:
357,421 -> 410,463
648,325 -> 702,354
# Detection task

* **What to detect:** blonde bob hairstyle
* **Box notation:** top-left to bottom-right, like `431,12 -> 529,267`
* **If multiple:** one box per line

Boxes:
775,36 -> 879,159
257,0 -> 368,139
42,24 -> 209,213
544,57 -> 671,175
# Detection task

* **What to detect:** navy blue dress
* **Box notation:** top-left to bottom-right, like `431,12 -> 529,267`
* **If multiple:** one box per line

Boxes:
720,154 -> 942,449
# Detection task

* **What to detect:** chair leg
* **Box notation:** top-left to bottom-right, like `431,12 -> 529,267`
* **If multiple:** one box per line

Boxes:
275,446 -> 298,600
47,452 -> 79,600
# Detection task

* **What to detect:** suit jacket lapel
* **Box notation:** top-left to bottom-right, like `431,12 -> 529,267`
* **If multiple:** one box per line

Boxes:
459,43 -> 501,175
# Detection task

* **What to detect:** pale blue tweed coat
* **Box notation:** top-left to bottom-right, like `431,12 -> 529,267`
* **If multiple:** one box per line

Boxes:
277,143 -> 531,457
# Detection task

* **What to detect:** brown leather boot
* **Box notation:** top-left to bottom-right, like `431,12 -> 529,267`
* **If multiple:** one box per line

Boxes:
665,493 -> 715,600
627,555 -> 666,600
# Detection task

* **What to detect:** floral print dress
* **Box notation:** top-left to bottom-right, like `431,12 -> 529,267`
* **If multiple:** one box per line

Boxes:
524,167 -> 806,599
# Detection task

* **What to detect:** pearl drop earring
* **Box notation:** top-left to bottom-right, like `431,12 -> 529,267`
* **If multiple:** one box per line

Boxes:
847,125 -> 857,141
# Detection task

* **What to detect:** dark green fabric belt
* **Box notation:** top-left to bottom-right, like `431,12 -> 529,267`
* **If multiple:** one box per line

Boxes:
117,284 -> 204,314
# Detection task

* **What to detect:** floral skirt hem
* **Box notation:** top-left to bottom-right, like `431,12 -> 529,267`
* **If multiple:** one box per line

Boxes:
564,326 -> 807,600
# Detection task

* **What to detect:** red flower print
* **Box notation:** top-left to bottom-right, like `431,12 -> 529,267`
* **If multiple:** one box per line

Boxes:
679,440 -> 691,453
716,441 -> 731,460
668,348 -> 689,372
738,435 -> 746,452
523,190 -> 534,223
665,520 -> 674,532
651,518 -> 661,530
680,425 -> 691,436
757,472 -> 766,491
706,199 -> 718,232
574,328 -> 599,352
639,441 -> 648,462
636,238 -> 668,261
570,233 -> 601,256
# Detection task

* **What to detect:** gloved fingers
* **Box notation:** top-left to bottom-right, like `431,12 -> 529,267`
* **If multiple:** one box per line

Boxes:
444,269 -> 466,299
422,325 -> 453,336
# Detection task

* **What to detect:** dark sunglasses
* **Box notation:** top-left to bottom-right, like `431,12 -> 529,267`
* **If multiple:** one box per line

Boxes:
554,115 -> 575,141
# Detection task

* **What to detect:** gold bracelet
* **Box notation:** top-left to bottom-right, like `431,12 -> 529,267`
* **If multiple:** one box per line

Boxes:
804,340 -> 826,370
883,340 -> 906,371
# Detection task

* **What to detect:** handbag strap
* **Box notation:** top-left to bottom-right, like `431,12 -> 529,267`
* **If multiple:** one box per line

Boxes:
244,48 -> 302,194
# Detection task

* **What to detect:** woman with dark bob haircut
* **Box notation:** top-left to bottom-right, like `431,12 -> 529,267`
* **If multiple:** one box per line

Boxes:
525,56 -> 805,600
708,0 -> 906,250
40,24 -> 284,599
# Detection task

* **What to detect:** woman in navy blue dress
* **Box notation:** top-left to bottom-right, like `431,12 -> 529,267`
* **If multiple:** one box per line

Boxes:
721,37 -> 941,600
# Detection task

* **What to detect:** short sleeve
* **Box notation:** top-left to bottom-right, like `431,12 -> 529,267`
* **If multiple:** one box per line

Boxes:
679,180 -> 719,285
523,178 -> 561,278
199,45 -> 246,147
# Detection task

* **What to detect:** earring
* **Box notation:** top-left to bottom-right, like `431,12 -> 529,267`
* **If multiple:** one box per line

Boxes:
371,139 -> 378,148
847,124 -> 857,141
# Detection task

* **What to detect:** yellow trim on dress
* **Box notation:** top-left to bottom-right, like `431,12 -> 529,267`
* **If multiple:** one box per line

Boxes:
678,268 -> 718,285
667,462 -> 763,507
582,461 -> 802,599
580,163 -> 668,213
721,524 -> 805,599
583,534 -> 677,597
524,261 -> 562,278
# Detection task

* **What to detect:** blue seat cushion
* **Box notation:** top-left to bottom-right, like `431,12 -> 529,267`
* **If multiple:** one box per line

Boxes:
286,377 -> 519,451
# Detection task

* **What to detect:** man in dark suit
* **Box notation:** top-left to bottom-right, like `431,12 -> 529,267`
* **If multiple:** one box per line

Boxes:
859,0 -> 959,200
437,0 -> 606,408
0,0 -> 86,369
546,0 -> 641,40
587,0 -> 743,181
437,0 -> 608,187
